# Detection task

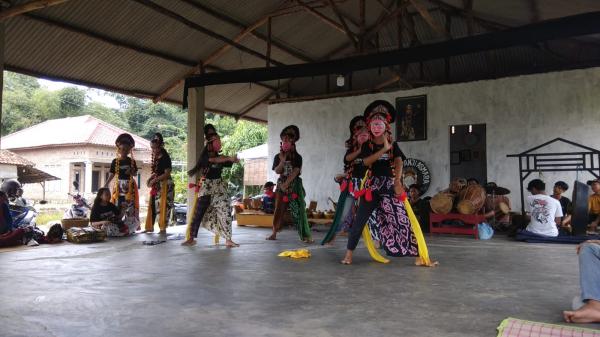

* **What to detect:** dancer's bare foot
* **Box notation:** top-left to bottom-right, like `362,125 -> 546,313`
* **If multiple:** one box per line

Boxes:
181,239 -> 196,246
564,300 -> 600,323
340,250 -> 353,265
325,241 -> 336,247
225,240 -> 239,248
159,230 -> 166,235
143,230 -> 153,234
266,234 -> 277,240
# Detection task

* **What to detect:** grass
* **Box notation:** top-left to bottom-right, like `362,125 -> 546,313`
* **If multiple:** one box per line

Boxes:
36,211 -> 63,226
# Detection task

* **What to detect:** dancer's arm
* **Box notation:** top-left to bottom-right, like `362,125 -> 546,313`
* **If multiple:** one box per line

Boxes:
393,156 -> 404,196
363,138 -> 392,166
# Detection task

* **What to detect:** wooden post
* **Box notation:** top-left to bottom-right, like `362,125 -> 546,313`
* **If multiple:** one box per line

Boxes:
187,88 -> 205,218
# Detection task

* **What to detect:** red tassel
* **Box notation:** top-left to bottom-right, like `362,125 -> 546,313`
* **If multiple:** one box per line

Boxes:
188,183 -> 196,189
365,189 -> 373,202
150,187 -> 158,197
348,181 -> 354,193
282,195 -> 289,203
398,191 -> 407,202
291,193 -> 298,200
340,180 -> 348,192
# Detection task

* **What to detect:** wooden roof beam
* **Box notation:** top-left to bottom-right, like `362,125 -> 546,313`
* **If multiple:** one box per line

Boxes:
178,0 -> 314,63
131,0 -> 285,67
408,0 -> 449,38
324,0 -> 358,48
0,0 -> 68,21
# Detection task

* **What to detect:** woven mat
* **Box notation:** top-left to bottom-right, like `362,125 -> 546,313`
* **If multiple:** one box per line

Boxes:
498,318 -> 600,337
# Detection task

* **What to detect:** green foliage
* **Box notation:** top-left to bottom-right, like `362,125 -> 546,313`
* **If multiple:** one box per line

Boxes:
1,71 -> 268,198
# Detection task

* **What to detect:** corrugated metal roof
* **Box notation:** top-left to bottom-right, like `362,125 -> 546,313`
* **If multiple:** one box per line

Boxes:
4,0 -> 600,123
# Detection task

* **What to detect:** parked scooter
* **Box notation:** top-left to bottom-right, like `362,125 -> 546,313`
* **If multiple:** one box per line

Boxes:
63,181 -> 91,219
0,179 -> 37,227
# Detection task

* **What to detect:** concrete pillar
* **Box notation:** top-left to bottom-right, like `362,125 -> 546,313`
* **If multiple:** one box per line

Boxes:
84,160 -> 93,196
0,22 -> 4,150
187,87 -> 205,217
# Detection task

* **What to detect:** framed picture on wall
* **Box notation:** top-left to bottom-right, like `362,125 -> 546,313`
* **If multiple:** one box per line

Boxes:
396,95 -> 427,141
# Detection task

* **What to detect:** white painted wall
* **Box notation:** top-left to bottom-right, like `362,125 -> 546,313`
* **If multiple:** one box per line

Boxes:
268,67 -> 600,211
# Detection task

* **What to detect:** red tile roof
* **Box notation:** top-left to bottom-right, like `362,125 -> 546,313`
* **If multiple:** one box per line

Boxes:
0,149 -> 34,166
1,115 -> 151,151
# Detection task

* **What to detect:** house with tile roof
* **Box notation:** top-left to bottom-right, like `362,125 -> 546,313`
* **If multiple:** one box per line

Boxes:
1,115 -> 152,202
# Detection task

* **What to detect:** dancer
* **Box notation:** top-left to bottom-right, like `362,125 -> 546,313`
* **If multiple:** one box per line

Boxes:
104,133 -> 140,234
267,125 -> 312,243
182,124 -> 239,247
322,116 -> 368,245
341,100 -> 434,266
144,133 -> 174,234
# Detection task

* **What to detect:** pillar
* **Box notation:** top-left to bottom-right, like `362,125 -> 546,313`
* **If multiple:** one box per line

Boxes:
187,87 -> 205,218
0,22 -> 4,150
84,160 -> 93,196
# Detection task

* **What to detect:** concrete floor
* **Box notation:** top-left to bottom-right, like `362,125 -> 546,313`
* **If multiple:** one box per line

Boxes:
1,225 -> 598,337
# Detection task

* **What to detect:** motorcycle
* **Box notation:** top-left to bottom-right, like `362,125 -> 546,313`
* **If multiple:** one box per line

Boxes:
63,181 -> 91,219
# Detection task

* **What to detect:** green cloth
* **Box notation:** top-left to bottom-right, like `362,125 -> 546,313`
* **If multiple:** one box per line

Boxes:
321,190 -> 349,245
288,177 -> 311,241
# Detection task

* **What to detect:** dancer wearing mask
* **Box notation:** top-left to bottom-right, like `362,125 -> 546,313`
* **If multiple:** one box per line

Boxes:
182,124 -> 239,247
341,100 -> 435,266
267,125 -> 312,243
322,116 -> 368,245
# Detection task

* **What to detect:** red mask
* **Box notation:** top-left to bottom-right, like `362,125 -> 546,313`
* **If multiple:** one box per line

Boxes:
212,139 -> 222,152
281,141 -> 292,152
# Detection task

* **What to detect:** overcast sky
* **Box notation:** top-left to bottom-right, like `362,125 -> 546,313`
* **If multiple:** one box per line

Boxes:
38,78 -> 121,110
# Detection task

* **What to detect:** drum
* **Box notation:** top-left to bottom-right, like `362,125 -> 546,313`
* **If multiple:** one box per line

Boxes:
430,193 -> 455,214
497,202 -> 510,215
572,180 -> 590,236
457,185 -> 486,214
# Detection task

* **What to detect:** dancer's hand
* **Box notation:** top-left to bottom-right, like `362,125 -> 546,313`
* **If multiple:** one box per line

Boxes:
383,136 -> 392,151
278,151 -> 287,161
394,184 -> 405,198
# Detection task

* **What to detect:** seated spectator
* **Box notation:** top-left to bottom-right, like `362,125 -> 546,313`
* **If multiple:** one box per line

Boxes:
563,240 -> 600,323
0,191 -> 14,235
524,179 -> 562,237
90,188 -> 128,237
482,182 -> 511,231
262,181 -> 275,214
588,179 -> 600,233
552,181 -> 572,219
408,184 -> 430,233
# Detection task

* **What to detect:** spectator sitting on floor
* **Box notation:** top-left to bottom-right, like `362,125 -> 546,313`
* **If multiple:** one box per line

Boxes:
0,191 -> 14,235
563,240 -> 600,323
523,179 -> 562,238
587,179 -> 600,233
262,181 -> 275,214
482,182 -> 511,232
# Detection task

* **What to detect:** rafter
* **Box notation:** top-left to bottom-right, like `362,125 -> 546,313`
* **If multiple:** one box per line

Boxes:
325,0 -> 358,47
0,0 -> 68,21
408,0 -> 448,38
296,0 -> 348,34
178,0 -> 314,63
131,0 -> 284,67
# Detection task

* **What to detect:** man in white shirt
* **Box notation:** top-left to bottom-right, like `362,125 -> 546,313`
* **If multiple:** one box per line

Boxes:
525,179 -> 563,237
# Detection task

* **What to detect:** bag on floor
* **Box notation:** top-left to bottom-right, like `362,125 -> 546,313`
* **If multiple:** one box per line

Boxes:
478,222 -> 494,240
66,227 -> 106,244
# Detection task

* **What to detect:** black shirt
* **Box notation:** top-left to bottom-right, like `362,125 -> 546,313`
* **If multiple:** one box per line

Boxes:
199,150 -> 233,180
90,203 -> 120,222
272,152 -> 302,177
344,148 -> 367,179
556,195 -> 572,217
110,157 -> 136,180
154,149 -> 172,175
361,141 -> 406,177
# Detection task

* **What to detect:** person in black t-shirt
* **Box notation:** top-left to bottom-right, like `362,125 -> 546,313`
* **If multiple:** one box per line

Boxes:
144,133 -> 174,234
182,124 -> 239,248
267,125 -> 312,242
321,116 -> 368,245
90,188 -> 128,236
104,133 -> 140,235
341,100 -> 434,266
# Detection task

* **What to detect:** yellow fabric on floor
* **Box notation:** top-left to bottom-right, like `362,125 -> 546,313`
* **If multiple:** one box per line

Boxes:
278,249 -> 311,259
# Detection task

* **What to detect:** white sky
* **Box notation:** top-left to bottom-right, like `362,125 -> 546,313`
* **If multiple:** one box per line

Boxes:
38,79 -> 121,110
